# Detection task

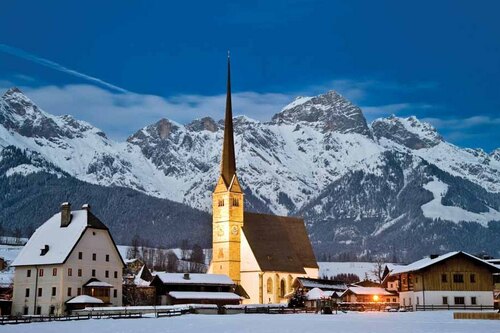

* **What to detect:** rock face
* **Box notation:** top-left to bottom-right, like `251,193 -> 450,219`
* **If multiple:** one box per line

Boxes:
372,115 -> 442,149
1,87 -> 500,260
272,91 -> 372,137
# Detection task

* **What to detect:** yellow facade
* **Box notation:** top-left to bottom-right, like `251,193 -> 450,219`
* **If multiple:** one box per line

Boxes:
211,175 -> 244,284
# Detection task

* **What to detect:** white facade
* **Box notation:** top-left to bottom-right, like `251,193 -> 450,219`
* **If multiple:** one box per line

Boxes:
400,290 -> 494,310
11,207 -> 124,315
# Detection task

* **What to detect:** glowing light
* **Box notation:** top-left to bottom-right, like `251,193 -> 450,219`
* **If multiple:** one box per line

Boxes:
373,295 -> 379,301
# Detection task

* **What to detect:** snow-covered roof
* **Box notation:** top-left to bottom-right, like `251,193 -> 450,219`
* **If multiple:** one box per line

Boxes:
12,209 -> 114,267
84,281 -> 113,288
343,287 -> 395,296
297,277 -> 347,291
66,295 -> 104,304
388,251 -> 500,276
155,273 -> 234,286
306,288 -> 326,300
168,291 -> 241,300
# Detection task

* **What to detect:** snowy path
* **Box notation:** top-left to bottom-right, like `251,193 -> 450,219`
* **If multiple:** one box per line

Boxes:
0,311 -> 497,333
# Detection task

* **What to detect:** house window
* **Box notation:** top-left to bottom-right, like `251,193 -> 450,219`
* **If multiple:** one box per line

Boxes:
92,253 -> 96,261
113,289 -> 118,298
38,288 -> 42,297
471,297 -> 477,305
114,271 -> 118,279
68,268 -> 72,276
105,270 -> 109,278
232,198 -> 239,207
25,288 -> 30,297
49,305 -> 55,315
386,298 -> 390,302
441,274 -> 447,283
27,269 -> 31,278
78,269 -> 82,277
52,287 -> 56,296
77,288 -> 81,296
92,269 -> 96,277
453,274 -> 464,283
36,306 -> 41,315
52,268 -> 57,276
23,306 -> 28,315
454,297 -> 465,305
106,254 -> 110,262
39,269 -> 44,277
470,274 -> 476,283
392,298 -> 397,302
266,278 -> 273,293
67,288 -> 72,297
78,252 -> 83,260
442,296 -> 448,305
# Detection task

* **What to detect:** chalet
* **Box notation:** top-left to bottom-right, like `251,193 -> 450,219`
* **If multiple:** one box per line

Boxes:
341,286 -> 398,304
383,251 -> 500,310
11,203 -> 125,315
150,272 -> 242,306
123,265 -> 156,306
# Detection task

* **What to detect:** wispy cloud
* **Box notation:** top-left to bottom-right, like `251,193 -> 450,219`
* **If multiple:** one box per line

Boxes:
0,44 -> 128,93
0,84 -> 293,140
423,116 -> 500,129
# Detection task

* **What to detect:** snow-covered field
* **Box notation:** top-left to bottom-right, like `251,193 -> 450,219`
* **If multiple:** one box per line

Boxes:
0,312 -> 496,333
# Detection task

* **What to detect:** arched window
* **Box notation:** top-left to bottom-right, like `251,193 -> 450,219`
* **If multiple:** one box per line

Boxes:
280,279 -> 286,298
218,199 -> 224,207
232,198 -> 239,207
266,277 -> 273,293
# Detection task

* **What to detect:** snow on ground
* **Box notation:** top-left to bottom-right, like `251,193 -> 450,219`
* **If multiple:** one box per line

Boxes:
319,261 -> 381,280
0,311 -> 497,333
421,178 -> 500,226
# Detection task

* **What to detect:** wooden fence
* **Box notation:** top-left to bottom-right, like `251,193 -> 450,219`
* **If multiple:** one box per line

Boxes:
416,304 -> 495,311
454,312 -> 500,320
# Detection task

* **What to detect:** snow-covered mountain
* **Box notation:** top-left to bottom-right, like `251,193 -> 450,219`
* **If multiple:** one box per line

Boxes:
1,88 -> 499,261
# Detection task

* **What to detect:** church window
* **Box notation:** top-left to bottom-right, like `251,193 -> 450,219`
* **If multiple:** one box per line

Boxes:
288,275 -> 293,292
232,198 -> 239,207
218,199 -> 224,207
280,279 -> 286,298
266,278 -> 273,293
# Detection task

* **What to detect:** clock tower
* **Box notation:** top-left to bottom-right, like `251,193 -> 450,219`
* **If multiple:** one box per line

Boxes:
212,54 -> 244,284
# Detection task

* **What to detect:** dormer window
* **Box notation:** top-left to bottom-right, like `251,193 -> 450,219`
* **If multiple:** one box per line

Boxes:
40,245 -> 49,256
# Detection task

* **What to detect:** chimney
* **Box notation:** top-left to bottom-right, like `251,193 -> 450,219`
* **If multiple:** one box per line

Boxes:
82,204 -> 91,211
429,254 -> 439,259
60,202 -> 72,227
183,273 -> 190,280
40,244 -> 49,256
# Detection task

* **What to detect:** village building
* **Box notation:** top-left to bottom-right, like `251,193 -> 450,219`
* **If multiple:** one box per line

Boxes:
341,286 -> 398,304
123,264 -> 156,306
11,203 -> 125,315
150,272 -> 242,306
293,277 -> 347,295
383,251 -> 500,310
207,56 -> 319,304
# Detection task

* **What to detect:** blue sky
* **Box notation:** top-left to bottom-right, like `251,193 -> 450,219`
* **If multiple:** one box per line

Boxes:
0,0 -> 499,150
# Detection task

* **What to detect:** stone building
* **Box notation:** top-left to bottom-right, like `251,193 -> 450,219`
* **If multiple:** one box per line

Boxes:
11,203 -> 125,315
208,56 -> 319,304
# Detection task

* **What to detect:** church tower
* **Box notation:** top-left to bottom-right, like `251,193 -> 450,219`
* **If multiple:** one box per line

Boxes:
212,54 -> 244,284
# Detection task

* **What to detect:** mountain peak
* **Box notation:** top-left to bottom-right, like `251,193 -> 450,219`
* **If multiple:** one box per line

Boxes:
372,116 -> 443,149
271,90 -> 372,136
186,117 -> 219,132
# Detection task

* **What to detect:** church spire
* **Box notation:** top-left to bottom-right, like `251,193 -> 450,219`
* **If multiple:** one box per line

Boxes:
220,52 -> 236,185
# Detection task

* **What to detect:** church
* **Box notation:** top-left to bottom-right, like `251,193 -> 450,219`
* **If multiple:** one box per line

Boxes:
208,56 -> 319,304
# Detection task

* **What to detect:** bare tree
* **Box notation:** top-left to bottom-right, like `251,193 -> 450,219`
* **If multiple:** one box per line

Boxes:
166,250 -> 179,272
371,257 -> 386,284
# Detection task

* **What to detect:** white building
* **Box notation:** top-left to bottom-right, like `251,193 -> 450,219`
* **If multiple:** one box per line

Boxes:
11,203 -> 125,315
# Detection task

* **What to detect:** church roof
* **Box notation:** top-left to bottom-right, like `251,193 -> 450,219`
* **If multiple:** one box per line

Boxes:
242,212 -> 318,274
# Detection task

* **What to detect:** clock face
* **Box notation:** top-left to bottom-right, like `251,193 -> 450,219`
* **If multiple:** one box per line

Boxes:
231,225 -> 239,236
216,226 -> 224,237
